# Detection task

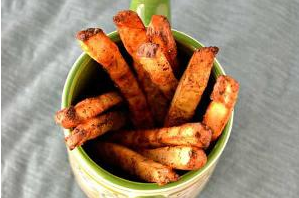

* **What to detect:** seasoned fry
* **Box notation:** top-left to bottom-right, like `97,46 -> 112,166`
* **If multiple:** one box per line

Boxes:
138,146 -> 207,170
137,43 -> 178,100
96,142 -> 179,185
133,62 -> 169,125
109,122 -> 212,149
113,11 -> 169,125
55,92 -> 122,129
147,15 -> 178,73
203,75 -> 239,141
113,10 -> 148,59
76,28 -> 154,129
65,112 -> 126,150
164,47 -> 219,127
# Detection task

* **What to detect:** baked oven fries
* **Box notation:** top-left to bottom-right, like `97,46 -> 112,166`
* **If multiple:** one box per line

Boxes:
203,75 -> 239,141
54,10 -> 239,185
113,10 -> 169,125
65,111 -> 126,150
164,47 -> 219,127
109,123 -> 212,149
147,15 -> 178,74
55,92 -> 122,129
76,28 -> 154,129
96,142 -> 179,185
138,146 -> 207,170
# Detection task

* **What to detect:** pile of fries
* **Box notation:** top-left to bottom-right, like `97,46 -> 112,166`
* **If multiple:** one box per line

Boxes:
55,10 -> 239,186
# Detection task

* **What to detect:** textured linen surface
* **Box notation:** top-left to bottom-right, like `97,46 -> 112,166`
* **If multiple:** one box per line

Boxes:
2,0 -> 299,197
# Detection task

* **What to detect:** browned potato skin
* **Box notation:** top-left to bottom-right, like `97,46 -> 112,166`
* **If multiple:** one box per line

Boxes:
164,47 -> 219,127
147,15 -> 178,74
133,62 -> 169,126
109,123 -> 212,149
203,75 -> 239,141
76,28 -> 154,129
65,112 -> 126,150
96,142 -> 179,185
55,92 -> 122,129
113,10 -> 148,59
113,11 -> 169,125
138,146 -> 207,170
137,43 -> 178,100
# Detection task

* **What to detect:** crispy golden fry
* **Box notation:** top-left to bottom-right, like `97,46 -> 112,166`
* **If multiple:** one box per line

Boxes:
110,122 -> 212,149
147,15 -> 178,73
137,43 -> 178,100
138,146 -> 207,170
55,92 -> 122,129
96,142 -> 179,185
133,63 -> 169,125
164,47 -> 219,127
203,75 -> 239,141
76,28 -> 154,129
65,112 -> 126,150
113,10 -> 148,59
113,11 -> 169,125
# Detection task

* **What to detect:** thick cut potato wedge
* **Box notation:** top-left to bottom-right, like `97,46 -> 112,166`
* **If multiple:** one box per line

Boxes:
138,146 -> 207,170
147,15 -> 178,73
164,47 -> 219,127
109,122 -> 212,149
65,111 -> 126,150
137,43 -> 178,100
113,11 -> 169,125
55,92 -> 122,129
96,142 -> 179,185
76,28 -> 154,129
203,75 -> 239,141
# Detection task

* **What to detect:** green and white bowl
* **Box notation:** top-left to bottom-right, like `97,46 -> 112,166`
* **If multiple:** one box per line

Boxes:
61,0 -> 234,197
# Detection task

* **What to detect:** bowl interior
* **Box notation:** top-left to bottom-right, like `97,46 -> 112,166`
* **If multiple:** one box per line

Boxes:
62,30 -> 232,190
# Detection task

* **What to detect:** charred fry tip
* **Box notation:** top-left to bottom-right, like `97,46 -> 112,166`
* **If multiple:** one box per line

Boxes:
113,10 -> 144,28
196,46 -> 219,55
196,124 -> 213,148
189,148 -> 207,169
217,75 -> 239,90
113,10 -> 134,22
76,28 -> 103,41
65,127 -> 84,149
211,75 -> 239,104
137,43 -> 159,58
55,107 -> 70,122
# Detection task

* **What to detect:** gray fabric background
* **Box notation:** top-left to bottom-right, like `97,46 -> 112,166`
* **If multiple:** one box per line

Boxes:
2,0 -> 299,197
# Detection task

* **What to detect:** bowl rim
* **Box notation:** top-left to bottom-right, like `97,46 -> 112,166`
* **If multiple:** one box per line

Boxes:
61,29 -> 233,192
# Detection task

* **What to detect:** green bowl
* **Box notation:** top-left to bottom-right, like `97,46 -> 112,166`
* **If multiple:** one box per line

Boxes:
61,30 -> 233,197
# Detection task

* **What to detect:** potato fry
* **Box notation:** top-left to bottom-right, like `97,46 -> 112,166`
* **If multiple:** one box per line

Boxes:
109,122 -> 212,149
113,10 -> 147,59
137,43 -> 178,100
55,92 -> 122,129
147,15 -> 178,73
65,111 -> 126,150
138,146 -> 207,170
164,47 -> 219,127
113,11 -> 169,125
203,75 -> 239,141
133,63 -> 169,125
76,28 -> 154,129
96,142 -> 179,185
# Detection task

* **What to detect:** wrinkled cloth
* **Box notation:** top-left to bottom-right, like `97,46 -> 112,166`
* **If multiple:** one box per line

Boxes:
2,0 -> 299,197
